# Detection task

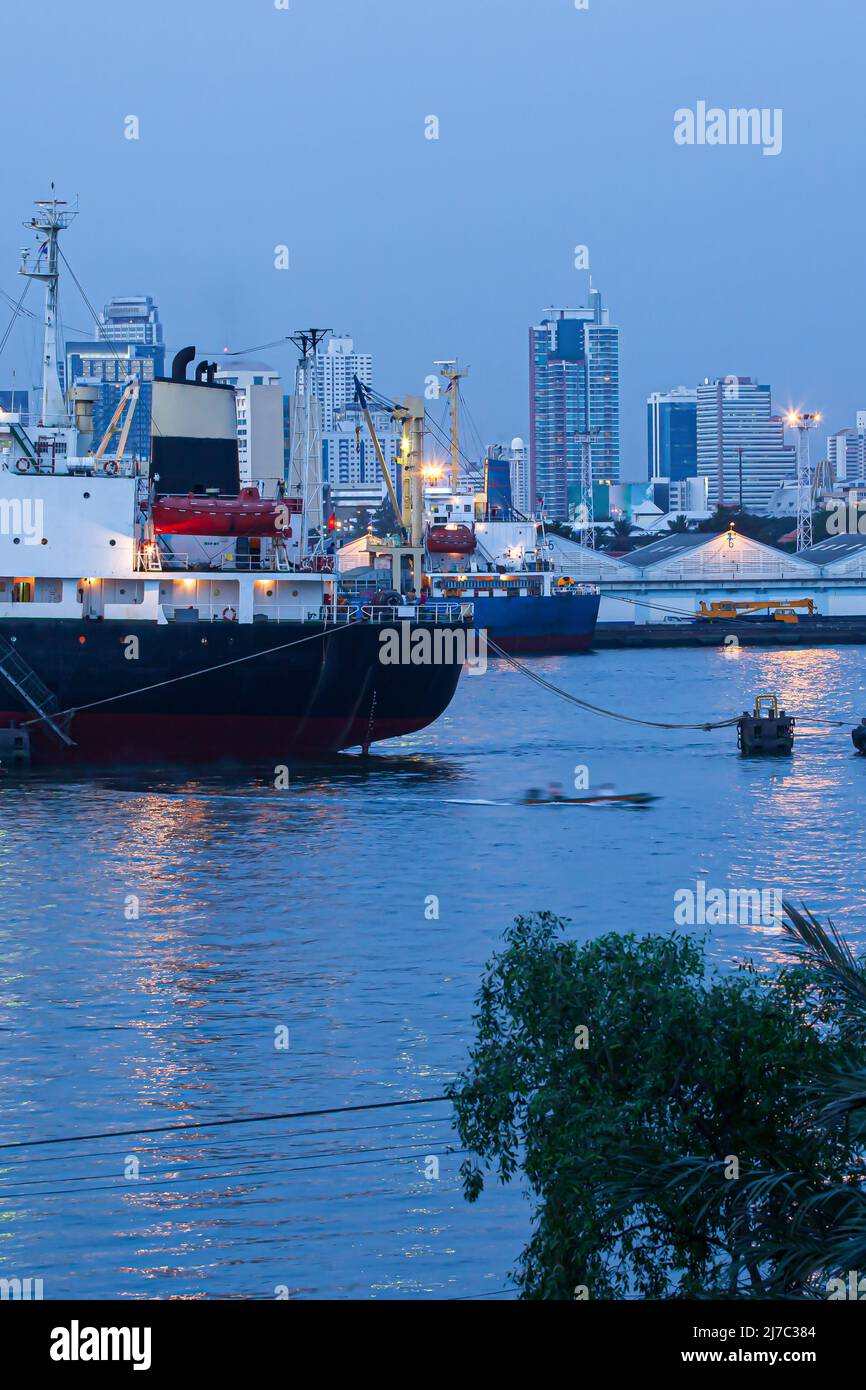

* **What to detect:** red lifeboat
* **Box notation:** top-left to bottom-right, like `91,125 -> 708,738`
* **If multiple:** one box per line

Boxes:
426,522 -> 477,555
152,489 -> 302,538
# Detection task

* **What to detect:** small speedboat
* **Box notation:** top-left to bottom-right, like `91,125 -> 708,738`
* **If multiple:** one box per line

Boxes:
521,788 -> 659,808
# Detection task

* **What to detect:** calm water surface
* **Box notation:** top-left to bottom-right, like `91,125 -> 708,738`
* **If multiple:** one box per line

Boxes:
1,643 -> 865,1299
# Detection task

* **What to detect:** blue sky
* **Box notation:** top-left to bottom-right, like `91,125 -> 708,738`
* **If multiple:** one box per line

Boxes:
1,0 -> 863,478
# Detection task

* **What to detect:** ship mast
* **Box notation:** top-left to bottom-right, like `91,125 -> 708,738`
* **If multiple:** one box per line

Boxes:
19,195 -> 77,429
435,360 -> 467,493
288,328 -> 329,553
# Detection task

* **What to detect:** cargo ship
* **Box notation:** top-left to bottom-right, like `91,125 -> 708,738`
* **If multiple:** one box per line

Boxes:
0,199 -> 468,765
422,492 -> 599,654
336,375 -> 600,654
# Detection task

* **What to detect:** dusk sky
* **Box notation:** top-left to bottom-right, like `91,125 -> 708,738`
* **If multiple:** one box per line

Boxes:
2,0 -> 863,477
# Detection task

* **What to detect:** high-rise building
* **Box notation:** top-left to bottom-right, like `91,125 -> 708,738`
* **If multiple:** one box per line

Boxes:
827,413 -> 866,483
486,438 -> 530,515
314,336 -> 372,432
214,361 -> 284,488
323,403 -> 400,491
307,335 -> 400,498
529,291 -> 620,520
98,296 -> 163,347
647,387 -> 697,482
696,377 -> 796,512
65,295 -> 165,462
508,437 -> 530,515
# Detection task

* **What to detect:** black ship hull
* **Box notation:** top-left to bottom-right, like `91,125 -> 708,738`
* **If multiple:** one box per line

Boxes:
0,617 -> 465,765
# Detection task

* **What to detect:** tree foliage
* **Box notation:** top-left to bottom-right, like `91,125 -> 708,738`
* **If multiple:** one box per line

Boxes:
448,910 -> 866,1299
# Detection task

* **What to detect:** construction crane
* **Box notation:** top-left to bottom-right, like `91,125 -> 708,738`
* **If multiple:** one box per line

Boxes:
354,377 -> 404,531
353,376 -> 426,592
698,598 -> 816,625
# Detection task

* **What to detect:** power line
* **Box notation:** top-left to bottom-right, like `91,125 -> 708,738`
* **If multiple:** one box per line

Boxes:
21,618 -> 357,731
0,1094 -> 451,1152
0,1128 -> 458,1187
0,276 -> 32,359
0,1111 -> 455,1173
0,1145 -> 468,1202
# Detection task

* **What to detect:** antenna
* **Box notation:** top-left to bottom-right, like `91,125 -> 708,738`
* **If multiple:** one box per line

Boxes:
573,428 -> 601,549
787,410 -> 822,552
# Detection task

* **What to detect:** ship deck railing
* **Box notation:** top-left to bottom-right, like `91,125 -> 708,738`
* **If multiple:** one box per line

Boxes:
322,603 -> 471,626
158,603 -> 471,626
152,553 -> 315,575
155,555 -> 287,574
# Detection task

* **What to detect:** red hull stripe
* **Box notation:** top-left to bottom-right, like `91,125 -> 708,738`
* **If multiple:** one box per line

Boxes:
0,712 -> 435,764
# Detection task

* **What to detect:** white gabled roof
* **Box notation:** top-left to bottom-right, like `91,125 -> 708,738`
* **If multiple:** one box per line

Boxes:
620,530 -> 819,580
799,535 -> 866,576
544,533 -> 632,578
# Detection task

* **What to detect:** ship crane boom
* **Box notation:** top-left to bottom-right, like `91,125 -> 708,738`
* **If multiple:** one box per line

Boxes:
353,375 -> 404,531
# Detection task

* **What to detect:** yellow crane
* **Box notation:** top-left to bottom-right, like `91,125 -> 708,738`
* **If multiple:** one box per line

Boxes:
93,379 -> 140,467
698,598 -> 816,625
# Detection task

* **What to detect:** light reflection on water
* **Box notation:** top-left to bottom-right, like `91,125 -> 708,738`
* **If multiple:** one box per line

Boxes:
0,643 -> 864,1298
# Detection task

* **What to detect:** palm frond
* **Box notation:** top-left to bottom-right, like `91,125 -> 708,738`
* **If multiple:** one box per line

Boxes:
781,902 -> 866,1012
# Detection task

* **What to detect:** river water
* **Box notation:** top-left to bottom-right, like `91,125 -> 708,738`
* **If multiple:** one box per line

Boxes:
1,643 -> 864,1299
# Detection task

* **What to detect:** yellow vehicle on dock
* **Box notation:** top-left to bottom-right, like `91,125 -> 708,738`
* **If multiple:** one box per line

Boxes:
698,599 -> 816,625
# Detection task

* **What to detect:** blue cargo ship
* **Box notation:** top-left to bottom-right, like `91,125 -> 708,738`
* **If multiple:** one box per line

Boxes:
425,571 -> 599,654
423,486 -> 599,654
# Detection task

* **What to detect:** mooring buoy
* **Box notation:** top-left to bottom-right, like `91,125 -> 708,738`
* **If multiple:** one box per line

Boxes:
737,695 -> 795,756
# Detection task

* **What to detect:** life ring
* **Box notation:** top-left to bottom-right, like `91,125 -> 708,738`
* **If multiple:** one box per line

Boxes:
222,606 -> 238,622
14,457 -> 31,474
103,460 -> 119,477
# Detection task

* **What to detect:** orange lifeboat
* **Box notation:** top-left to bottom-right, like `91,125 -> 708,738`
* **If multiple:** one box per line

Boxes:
152,488 -> 302,538
426,522 -> 477,555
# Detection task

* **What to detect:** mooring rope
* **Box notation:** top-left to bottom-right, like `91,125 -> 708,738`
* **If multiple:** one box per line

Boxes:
485,638 -> 742,732
20,619 -> 357,730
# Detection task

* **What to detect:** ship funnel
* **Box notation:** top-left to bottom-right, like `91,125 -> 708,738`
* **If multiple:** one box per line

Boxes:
151,355 -> 241,498
171,346 -> 196,383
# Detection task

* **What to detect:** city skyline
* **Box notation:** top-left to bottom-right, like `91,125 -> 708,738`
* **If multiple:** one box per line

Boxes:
7,273 -> 857,505
0,0 -> 861,482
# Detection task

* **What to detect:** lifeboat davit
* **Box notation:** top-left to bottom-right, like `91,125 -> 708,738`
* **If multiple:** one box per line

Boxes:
152,489 -> 302,538
426,523 -> 477,556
